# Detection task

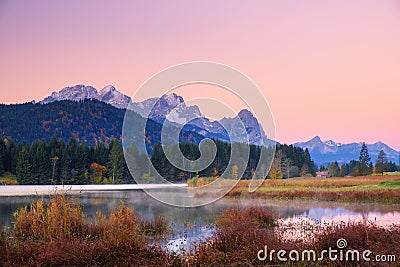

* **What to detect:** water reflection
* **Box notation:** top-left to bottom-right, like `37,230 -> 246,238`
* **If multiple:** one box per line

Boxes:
1,190 -> 400,227
1,190 -> 399,252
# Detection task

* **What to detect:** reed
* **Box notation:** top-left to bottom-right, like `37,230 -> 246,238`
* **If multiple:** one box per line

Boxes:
3,194 -> 175,267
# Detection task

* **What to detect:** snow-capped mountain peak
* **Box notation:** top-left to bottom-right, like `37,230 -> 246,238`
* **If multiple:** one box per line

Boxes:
129,93 -> 202,124
40,85 -> 272,146
163,93 -> 184,106
98,85 -> 131,109
324,140 -> 341,147
40,84 -> 131,109
99,85 -> 116,95
40,85 -> 98,104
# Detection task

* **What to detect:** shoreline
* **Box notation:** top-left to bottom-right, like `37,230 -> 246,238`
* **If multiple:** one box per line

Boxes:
0,184 -> 188,196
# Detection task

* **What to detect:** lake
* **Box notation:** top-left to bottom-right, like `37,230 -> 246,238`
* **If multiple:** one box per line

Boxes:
1,186 -> 399,253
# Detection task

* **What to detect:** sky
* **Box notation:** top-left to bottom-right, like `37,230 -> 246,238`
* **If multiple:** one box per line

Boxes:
0,0 -> 399,150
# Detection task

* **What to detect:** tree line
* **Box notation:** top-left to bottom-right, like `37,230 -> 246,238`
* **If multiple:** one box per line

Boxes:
149,141 -> 316,181
0,138 -> 133,184
321,142 -> 399,177
267,144 -> 316,179
0,137 -> 317,184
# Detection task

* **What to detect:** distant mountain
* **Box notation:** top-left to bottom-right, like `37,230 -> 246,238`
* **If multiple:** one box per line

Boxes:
129,93 -> 272,146
36,85 -> 273,146
97,85 -> 131,109
294,136 -> 399,165
130,93 -> 203,125
40,84 -> 131,109
220,109 -> 269,146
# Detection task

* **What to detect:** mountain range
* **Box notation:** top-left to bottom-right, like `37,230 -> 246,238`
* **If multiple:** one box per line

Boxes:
294,136 -> 399,166
2,84 -> 398,165
38,84 -> 271,146
40,85 -> 131,109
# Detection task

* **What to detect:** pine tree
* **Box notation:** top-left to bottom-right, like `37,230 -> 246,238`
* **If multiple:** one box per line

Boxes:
304,148 -> 316,176
60,149 -> 72,184
16,147 -> 31,184
107,140 -> 126,183
151,143 -> 167,180
73,143 -> 89,184
34,141 -> 51,184
12,144 -> 23,176
358,142 -> 372,176
124,143 -> 140,181
8,141 -> 18,174
66,139 -> 80,183
386,161 -> 397,172
0,139 -> 5,176
95,143 -> 109,166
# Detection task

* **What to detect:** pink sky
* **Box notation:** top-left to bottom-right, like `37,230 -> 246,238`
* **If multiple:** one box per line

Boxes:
0,1 -> 399,150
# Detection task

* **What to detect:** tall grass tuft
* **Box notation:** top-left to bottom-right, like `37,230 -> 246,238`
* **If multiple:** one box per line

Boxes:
3,194 -> 177,266
13,194 -> 87,241
186,207 -> 291,266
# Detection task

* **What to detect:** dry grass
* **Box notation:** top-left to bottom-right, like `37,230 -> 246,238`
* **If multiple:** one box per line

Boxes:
0,172 -> 18,185
313,223 -> 400,266
187,207 -> 400,267
2,193 -> 400,266
1,194 -> 177,267
193,176 -> 400,203
186,207 -> 290,266
187,177 -> 216,187
13,194 -> 87,241
226,175 -> 400,190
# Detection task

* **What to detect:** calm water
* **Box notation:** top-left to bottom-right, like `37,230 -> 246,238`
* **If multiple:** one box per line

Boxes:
1,189 -> 400,252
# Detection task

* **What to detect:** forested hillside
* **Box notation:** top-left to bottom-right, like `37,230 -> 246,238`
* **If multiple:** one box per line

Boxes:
0,100 -> 125,145
0,100 -> 204,149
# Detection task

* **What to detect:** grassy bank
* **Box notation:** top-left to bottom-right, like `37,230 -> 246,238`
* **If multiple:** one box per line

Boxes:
0,172 -> 18,185
372,171 -> 400,176
190,175 -> 400,203
1,196 -> 399,266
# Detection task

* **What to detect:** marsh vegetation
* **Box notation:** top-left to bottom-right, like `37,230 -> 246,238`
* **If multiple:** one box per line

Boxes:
1,194 -> 399,266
